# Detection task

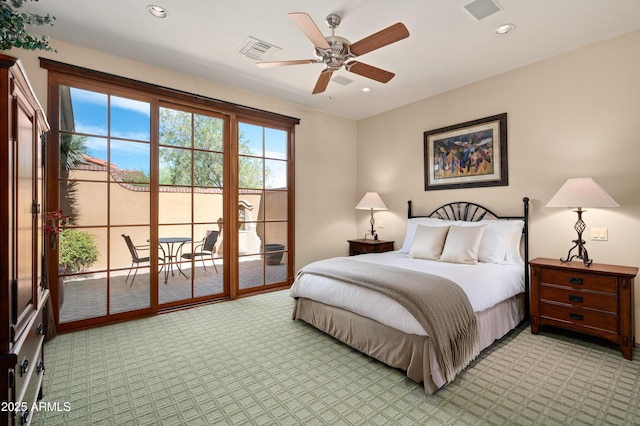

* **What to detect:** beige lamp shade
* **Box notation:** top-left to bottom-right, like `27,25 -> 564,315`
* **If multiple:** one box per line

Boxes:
355,192 -> 388,210
546,177 -> 619,208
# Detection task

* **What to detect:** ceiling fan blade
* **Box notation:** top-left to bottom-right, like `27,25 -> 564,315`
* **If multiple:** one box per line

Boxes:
312,70 -> 333,94
349,23 -> 410,57
256,59 -> 319,68
289,12 -> 331,50
346,61 -> 395,83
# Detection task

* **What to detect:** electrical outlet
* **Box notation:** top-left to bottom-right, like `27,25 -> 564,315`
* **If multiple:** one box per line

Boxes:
590,227 -> 608,241
377,220 -> 384,228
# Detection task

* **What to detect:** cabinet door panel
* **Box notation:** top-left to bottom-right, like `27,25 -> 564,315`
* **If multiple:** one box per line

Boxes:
14,95 -> 37,330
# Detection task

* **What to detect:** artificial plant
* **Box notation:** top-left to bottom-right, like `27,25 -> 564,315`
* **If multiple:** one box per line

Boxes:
0,0 -> 55,52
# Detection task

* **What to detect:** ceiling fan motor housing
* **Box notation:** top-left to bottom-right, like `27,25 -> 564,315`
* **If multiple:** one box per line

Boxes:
314,35 -> 354,70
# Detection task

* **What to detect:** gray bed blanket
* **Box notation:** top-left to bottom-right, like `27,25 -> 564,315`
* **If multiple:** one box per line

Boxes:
296,257 -> 480,384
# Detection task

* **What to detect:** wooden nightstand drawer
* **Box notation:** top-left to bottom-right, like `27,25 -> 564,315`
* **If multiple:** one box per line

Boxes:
540,269 -> 618,294
540,302 -> 618,334
348,239 -> 394,256
539,285 -> 618,313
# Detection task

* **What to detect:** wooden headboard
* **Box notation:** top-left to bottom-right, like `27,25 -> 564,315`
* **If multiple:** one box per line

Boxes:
407,197 -> 530,318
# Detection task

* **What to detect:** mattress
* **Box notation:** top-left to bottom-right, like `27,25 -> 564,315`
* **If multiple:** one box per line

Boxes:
290,251 -> 525,335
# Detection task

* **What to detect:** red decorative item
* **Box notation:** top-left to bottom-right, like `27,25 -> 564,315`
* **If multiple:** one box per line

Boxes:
44,210 -> 69,249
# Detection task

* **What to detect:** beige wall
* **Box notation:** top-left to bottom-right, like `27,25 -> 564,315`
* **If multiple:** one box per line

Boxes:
4,41 -> 359,272
357,30 -> 640,335
6,30 -> 640,332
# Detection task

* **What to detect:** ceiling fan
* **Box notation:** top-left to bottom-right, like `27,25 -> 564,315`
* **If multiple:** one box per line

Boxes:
256,12 -> 410,94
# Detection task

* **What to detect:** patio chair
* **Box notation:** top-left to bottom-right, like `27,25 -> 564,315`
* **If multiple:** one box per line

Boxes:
181,230 -> 219,273
122,234 -> 165,286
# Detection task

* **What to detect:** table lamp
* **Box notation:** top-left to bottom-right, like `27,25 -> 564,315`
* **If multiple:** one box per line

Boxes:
356,192 -> 388,240
546,177 -> 619,266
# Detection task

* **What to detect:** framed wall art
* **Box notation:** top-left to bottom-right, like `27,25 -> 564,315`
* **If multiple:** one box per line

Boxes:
424,113 -> 508,191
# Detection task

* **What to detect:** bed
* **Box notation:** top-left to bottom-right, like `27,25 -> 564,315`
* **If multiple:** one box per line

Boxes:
290,198 -> 530,394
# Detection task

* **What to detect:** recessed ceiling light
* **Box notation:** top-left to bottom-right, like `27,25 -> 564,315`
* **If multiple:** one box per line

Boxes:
361,87 -> 371,93
147,5 -> 168,18
496,23 -> 516,35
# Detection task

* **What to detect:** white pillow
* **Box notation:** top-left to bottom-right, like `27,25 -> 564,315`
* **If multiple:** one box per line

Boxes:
439,224 -> 487,264
456,219 -> 524,264
504,220 -> 525,264
408,225 -> 450,260
399,217 -> 450,253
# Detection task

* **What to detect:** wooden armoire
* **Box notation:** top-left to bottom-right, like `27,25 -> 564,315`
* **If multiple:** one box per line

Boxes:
0,54 -> 50,426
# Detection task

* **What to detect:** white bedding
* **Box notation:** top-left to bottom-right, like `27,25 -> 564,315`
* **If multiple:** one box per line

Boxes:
290,251 -> 525,336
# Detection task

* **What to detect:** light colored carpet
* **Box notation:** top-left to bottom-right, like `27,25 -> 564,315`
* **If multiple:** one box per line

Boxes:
35,290 -> 640,425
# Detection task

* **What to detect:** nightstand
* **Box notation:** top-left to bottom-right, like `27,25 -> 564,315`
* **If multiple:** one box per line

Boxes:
348,239 -> 394,256
529,257 -> 638,360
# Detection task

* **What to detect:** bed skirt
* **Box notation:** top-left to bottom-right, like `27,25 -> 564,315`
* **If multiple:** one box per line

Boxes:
292,293 -> 525,394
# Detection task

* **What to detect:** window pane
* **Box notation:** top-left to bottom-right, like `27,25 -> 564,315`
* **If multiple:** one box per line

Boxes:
111,183 -> 150,225
239,156 -> 263,189
159,190 -> 192,224
265,159 -> 287,189
265,128 -> 287,160
239,220 -> 261,256
190,225 -> 224,298
60,86 -> 108,135
239,256 -> 264,290
238,123 -> 263,156
194,151 -> 223,188
194,114 -> 224,152
73,182 -> 107,226
110,140 -> 150,182
266,252 -> 287,285
61,135 -> 107,180
264,190 -> 287,221
111,227 -> 153,313
159,146 -> 192,186
158,224 -> 193,303
110,96 -> 151,141
194,192 -> 224,224
264,222 -> 287,252
60,227 -> 105,274
159,107 -> 192,147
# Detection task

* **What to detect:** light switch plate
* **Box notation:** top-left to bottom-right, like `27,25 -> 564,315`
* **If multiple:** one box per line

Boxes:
590,227 -> 608,241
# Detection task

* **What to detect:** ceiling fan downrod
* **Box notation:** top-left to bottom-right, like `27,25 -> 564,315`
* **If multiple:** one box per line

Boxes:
316,14 -> 352,71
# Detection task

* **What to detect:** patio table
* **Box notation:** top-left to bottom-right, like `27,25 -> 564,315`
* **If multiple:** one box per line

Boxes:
151,237 -> 192,284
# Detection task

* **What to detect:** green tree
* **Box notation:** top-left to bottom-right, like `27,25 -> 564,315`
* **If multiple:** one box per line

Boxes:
158,107 -> 268,188
60,133 -> 88,224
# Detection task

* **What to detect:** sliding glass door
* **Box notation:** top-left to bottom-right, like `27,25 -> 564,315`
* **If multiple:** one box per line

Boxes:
237,122 -> 289,293
157,104 -> 227,307
44,61 -> 297,331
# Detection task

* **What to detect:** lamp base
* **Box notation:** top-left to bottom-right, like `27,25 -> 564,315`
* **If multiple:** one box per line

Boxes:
560,209 -> 592,267
560,238 -> 592,267
364,209 -> 379,241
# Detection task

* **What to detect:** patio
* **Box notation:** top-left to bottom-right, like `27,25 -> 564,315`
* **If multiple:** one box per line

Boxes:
59,257 -> 287,323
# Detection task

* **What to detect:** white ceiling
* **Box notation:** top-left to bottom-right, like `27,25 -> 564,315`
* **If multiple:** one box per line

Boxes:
20,0 -> 640,120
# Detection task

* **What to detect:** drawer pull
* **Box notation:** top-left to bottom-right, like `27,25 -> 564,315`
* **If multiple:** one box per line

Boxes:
37,322 -> 44,335
569,312 -> 584,321
37,360 -> 45,375
568,276 -> 583,285
19,358 -> 29,377
568,294 -> 584,303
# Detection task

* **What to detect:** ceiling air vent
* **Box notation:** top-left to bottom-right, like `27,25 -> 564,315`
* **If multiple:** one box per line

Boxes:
238,37 -> 281,61
464,0 -> 501,21
331,75 -> 354,86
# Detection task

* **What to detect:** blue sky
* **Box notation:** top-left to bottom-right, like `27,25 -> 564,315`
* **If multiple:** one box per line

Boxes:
68,87 -> 288,186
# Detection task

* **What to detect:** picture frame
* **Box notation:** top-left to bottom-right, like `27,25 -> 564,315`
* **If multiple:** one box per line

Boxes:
424,113 -> 508,191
